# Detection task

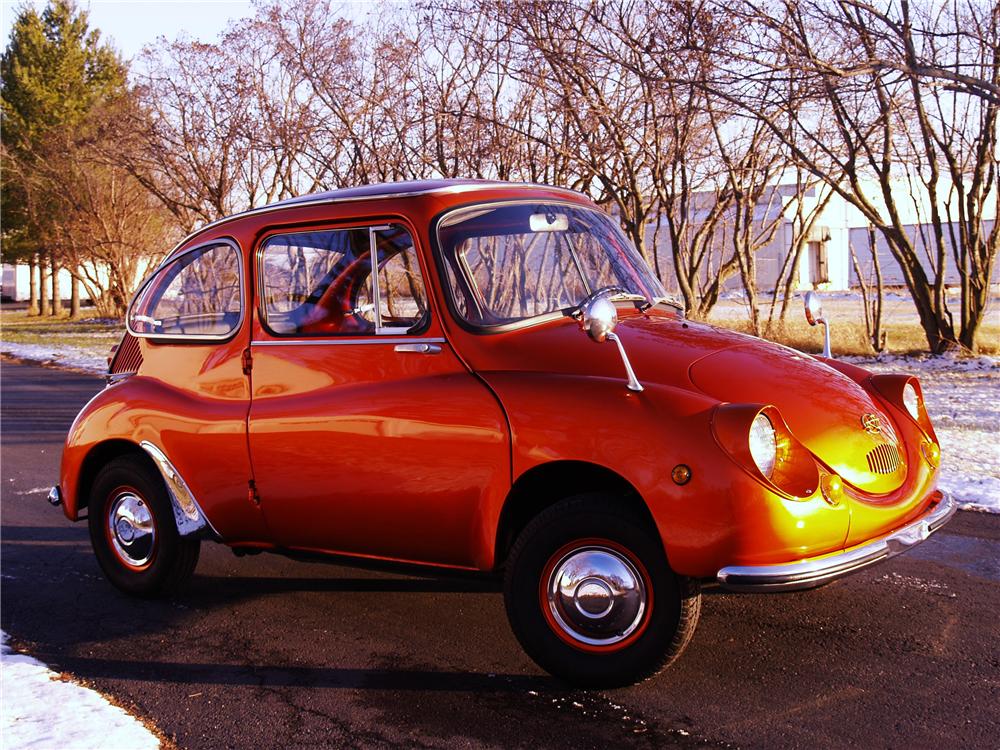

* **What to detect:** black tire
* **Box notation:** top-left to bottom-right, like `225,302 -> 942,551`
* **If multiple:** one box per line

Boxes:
88,455 -> 200,597
504,494 -> 700,688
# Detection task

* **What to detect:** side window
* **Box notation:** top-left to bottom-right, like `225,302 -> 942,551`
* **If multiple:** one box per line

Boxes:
129,242 -> 242,338
259,225 -> 428,336
260,229 -> 372,335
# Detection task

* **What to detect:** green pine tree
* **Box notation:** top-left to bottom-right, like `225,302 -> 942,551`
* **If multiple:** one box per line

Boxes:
1,0 -> 126,310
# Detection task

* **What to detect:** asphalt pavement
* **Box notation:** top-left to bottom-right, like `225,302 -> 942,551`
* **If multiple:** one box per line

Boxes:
2,359 -> 998,749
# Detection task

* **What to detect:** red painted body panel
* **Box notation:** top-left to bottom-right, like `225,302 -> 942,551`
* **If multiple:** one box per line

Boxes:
247,339 -> 510,569
58,179 -> 943,580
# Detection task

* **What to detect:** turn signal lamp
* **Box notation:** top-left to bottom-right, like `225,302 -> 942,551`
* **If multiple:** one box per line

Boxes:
820,474 -> 844,506
921,441 -> 940,468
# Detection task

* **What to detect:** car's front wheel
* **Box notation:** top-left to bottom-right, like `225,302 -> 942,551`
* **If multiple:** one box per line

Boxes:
88,455 -> 200,597
504,494 -> 700,687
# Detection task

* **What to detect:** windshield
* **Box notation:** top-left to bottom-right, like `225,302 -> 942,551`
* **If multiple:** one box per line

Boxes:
437,202 -> 668,327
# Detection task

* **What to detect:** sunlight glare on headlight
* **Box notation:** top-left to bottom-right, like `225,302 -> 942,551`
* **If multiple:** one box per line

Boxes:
749,413 -> 777,479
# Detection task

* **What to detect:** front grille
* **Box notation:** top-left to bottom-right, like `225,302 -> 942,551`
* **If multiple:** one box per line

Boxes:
109,332 -> 143,374
867,442 -> 901,474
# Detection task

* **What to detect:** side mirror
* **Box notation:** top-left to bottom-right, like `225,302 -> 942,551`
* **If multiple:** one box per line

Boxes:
581,294 -> 618,343
578,292 -> 642,391
803,291 -> 832,358
804,291 -> 824,326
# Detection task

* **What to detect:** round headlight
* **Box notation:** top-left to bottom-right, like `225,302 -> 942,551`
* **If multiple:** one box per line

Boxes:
903,383 -> 920,419
749,413 -> 777,479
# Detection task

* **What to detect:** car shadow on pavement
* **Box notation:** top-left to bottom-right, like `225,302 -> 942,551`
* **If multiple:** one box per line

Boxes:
186,574 -> 501,596
30,655 -> 554,692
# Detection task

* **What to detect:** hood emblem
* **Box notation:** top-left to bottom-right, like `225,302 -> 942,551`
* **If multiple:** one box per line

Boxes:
861,413 -> 882,435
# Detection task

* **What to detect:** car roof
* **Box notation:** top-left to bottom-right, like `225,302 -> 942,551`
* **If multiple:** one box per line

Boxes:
171,179 -> 584,257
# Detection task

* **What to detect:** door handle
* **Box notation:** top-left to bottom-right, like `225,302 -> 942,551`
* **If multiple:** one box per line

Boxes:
394,343 -> 442,354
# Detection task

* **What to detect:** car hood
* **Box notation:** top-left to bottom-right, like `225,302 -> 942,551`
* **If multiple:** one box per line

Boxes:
457,312 -> 905,494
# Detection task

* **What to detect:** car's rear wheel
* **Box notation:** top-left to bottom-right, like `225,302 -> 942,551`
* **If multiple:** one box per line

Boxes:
88,455 -> 200,597
504,494 -> 700,687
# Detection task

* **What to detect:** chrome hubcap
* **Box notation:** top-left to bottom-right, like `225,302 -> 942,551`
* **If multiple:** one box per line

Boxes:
107,492 -> 155,567
546,546 -> 647,646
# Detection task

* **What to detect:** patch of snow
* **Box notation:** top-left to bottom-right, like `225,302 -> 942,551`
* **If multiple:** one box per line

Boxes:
877,572 -> 956,598
0,341 -> 107,374
1,631 -> 160,750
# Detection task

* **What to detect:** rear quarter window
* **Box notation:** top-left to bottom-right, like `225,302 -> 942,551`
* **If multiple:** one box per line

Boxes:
129,241 -> 243,339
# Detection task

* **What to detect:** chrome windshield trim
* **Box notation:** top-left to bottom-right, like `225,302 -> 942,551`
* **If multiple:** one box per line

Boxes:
140,441 -> 219,538
251,337 -> 446,347
716,491 -> 956,593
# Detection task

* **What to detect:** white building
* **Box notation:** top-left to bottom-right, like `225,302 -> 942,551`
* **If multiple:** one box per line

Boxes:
649,178 -> 998,294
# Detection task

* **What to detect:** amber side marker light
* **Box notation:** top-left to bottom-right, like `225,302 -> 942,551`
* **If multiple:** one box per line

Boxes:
672,464 -> 692,485
921,441 -> 940,468
820,474 -> 844,505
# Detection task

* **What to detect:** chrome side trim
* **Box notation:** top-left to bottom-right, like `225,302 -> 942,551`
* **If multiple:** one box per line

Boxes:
251,337 -> 446,347
105,372 -> 135,386
47,486 -> 63,507
716,491 -> 956,593
139,441 -> 219,538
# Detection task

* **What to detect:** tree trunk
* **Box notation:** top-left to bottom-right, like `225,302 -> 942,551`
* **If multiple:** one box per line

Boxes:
50,251 -> 62,317
39,254 -> 50,317
70,270 -> 81,318
28,255 -> 40,316
870,226 -> 885,353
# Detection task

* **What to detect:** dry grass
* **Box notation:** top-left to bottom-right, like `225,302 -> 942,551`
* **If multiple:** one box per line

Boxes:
0,309 -> 120,353
708,293 -> 1000,356
2,296 -> 997,358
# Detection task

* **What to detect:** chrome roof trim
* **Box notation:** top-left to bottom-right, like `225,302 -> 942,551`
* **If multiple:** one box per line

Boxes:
165,181 -> 586,260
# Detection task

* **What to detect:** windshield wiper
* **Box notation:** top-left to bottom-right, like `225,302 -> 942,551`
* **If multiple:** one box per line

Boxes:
566,286 -> 653,319
649,295 -> 684,313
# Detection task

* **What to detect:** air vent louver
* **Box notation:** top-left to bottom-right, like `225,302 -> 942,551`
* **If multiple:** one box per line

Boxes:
866,442 -> 901,474
109,332 -> 143,375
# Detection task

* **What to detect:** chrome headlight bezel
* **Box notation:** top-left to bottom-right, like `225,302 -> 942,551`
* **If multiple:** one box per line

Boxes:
902,382 -> 920,420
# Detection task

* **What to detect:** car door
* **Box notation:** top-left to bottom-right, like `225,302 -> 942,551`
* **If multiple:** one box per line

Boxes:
246,220 -> 510,569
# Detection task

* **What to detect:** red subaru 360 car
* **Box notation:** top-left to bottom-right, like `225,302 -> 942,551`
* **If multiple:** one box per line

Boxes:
51,180 -> 953,686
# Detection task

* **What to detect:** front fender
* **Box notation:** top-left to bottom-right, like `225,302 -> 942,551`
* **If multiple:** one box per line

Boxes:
480,372 -> 852,577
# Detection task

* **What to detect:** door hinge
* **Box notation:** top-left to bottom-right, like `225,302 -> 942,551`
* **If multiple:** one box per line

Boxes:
248,479 -> 260,506
241,347 -> 253,375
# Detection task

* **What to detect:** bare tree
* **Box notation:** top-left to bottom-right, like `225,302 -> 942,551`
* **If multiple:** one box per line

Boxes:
701,0 -> 998,352
115,37 -> 255,230
31,115 -> 173,317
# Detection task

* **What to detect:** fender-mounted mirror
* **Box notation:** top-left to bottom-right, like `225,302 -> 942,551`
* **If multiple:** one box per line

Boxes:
803,291 -> 832,358
579,293 -> 643,392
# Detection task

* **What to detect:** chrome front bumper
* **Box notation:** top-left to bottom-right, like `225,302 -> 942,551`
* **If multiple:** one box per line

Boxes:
716,491 -> 957,593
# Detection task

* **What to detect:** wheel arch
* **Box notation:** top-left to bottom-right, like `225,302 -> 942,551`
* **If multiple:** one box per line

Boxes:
73,438 -> 216,540
75,439 -> 153,515
493,460 -> 658,571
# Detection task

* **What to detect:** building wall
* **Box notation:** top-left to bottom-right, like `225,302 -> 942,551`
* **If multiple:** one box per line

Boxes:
848,220 -> 999,287
643,181 -> 996,295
